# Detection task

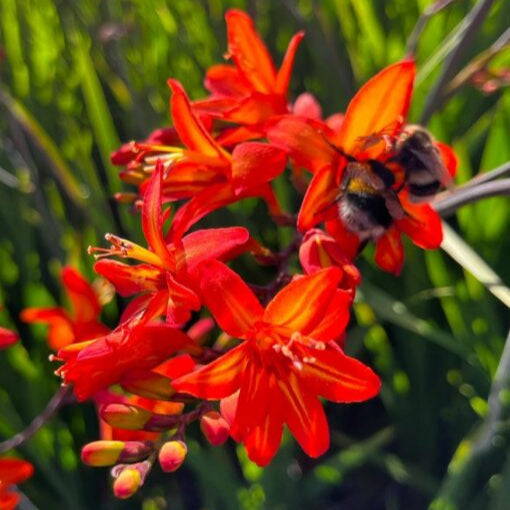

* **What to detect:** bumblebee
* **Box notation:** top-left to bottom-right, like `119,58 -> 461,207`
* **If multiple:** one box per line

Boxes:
337,159 -> 404,241
393,125 -> 453,202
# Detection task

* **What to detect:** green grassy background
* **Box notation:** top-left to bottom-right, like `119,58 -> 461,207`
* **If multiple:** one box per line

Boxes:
1,0 -> 510,508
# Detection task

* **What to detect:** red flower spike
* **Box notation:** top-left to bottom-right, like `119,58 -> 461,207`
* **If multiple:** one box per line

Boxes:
0,457 -> 34,510
173,261 -> 380,466
21,267 -> 109,350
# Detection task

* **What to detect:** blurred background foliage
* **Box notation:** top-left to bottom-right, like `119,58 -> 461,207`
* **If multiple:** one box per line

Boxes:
0,0 -> 510,508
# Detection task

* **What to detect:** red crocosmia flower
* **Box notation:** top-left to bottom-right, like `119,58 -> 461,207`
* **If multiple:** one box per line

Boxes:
110,80 -> 288,236
21,267 -> 110,350
56,318 -> 199,402
270,60 -> 452,274
299,229 -> 361,294
192,9 -> 304,145
92,160 -> 259,326
0,457 -> 34,510
173,261 -> 380,466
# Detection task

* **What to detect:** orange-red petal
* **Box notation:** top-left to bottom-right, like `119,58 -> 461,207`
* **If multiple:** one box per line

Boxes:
0,458 -> 34,486
267,116 -> 337,173
94,260 -> 164,296
168,79 -> 227,160
243,374 -> 284,466
229,355 -> 269,442
142,161 -> 175,268
397,193 -> 443,249
374,227 -> 404,275
196,260 -> 263,338
172,343 -> 246,399
204,64 -> 252,97
278,372 -> 329,458
168,183 -> 236,239
181,227 -> 250,272
21,307 -> 75,350
275,31 -> 305,95
0,327 -> 18,349
231,142 -> 287,194
436,141 -> 458,178
304,289 -> 352,341
166,272 -> 200,325
226,9 -> 277,93
334,60 -> 416,156
300,347 -> 381,402
61,267 -> 102,325
297,161 -> 345,232
263,268 -> 342,335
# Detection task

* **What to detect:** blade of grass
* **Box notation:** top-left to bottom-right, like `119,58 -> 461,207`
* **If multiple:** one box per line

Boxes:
0,88 -> 87,210
358,282 -> 472,359
421,0 -> 497,123
72,32 -> 121,195
440,222 -> 510,307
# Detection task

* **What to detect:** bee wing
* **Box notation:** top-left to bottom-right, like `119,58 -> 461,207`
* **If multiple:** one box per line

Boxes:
406,144 -> 453,188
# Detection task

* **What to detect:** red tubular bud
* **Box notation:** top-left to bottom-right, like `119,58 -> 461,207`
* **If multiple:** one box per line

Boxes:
101,403 -> 153,430
113,468 -> 142,499
114,192 -> 138,204
101,402 -> 181,432
121,370 -> 175,400
82,440 -> 153,466
111,461 -> 150,499
200,410 -> 230,446
158,440 -> 188,472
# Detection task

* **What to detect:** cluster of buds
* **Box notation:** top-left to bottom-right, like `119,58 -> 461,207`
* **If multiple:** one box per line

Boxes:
16,8 -> 459,500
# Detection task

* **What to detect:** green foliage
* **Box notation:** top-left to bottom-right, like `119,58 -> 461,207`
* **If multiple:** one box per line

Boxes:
1,0 -> 510,508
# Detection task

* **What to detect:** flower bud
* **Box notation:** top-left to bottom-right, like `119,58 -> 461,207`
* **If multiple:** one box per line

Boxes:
81,440 -> 153,467
113,468 -> 142,499
111,461 -> 150,499
121,370 -> 175,400
220,392 -> 238,426
299,229 -> 361,292
158,440 -> 187,472
113,192 -> 138,204
200,410 -> 230,446
100,403 -> 152,430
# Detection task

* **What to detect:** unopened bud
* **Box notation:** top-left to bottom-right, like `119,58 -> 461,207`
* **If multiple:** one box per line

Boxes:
158,440 -> 187,472
121,370 -> 175,400
81,440 -> 153,466
111,461 -> 150,499
101,403 -> 152,430
113,468 -> 142,499
113,192 -> 138,204
219,392 -> 238,426
200,410 -> 230,446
